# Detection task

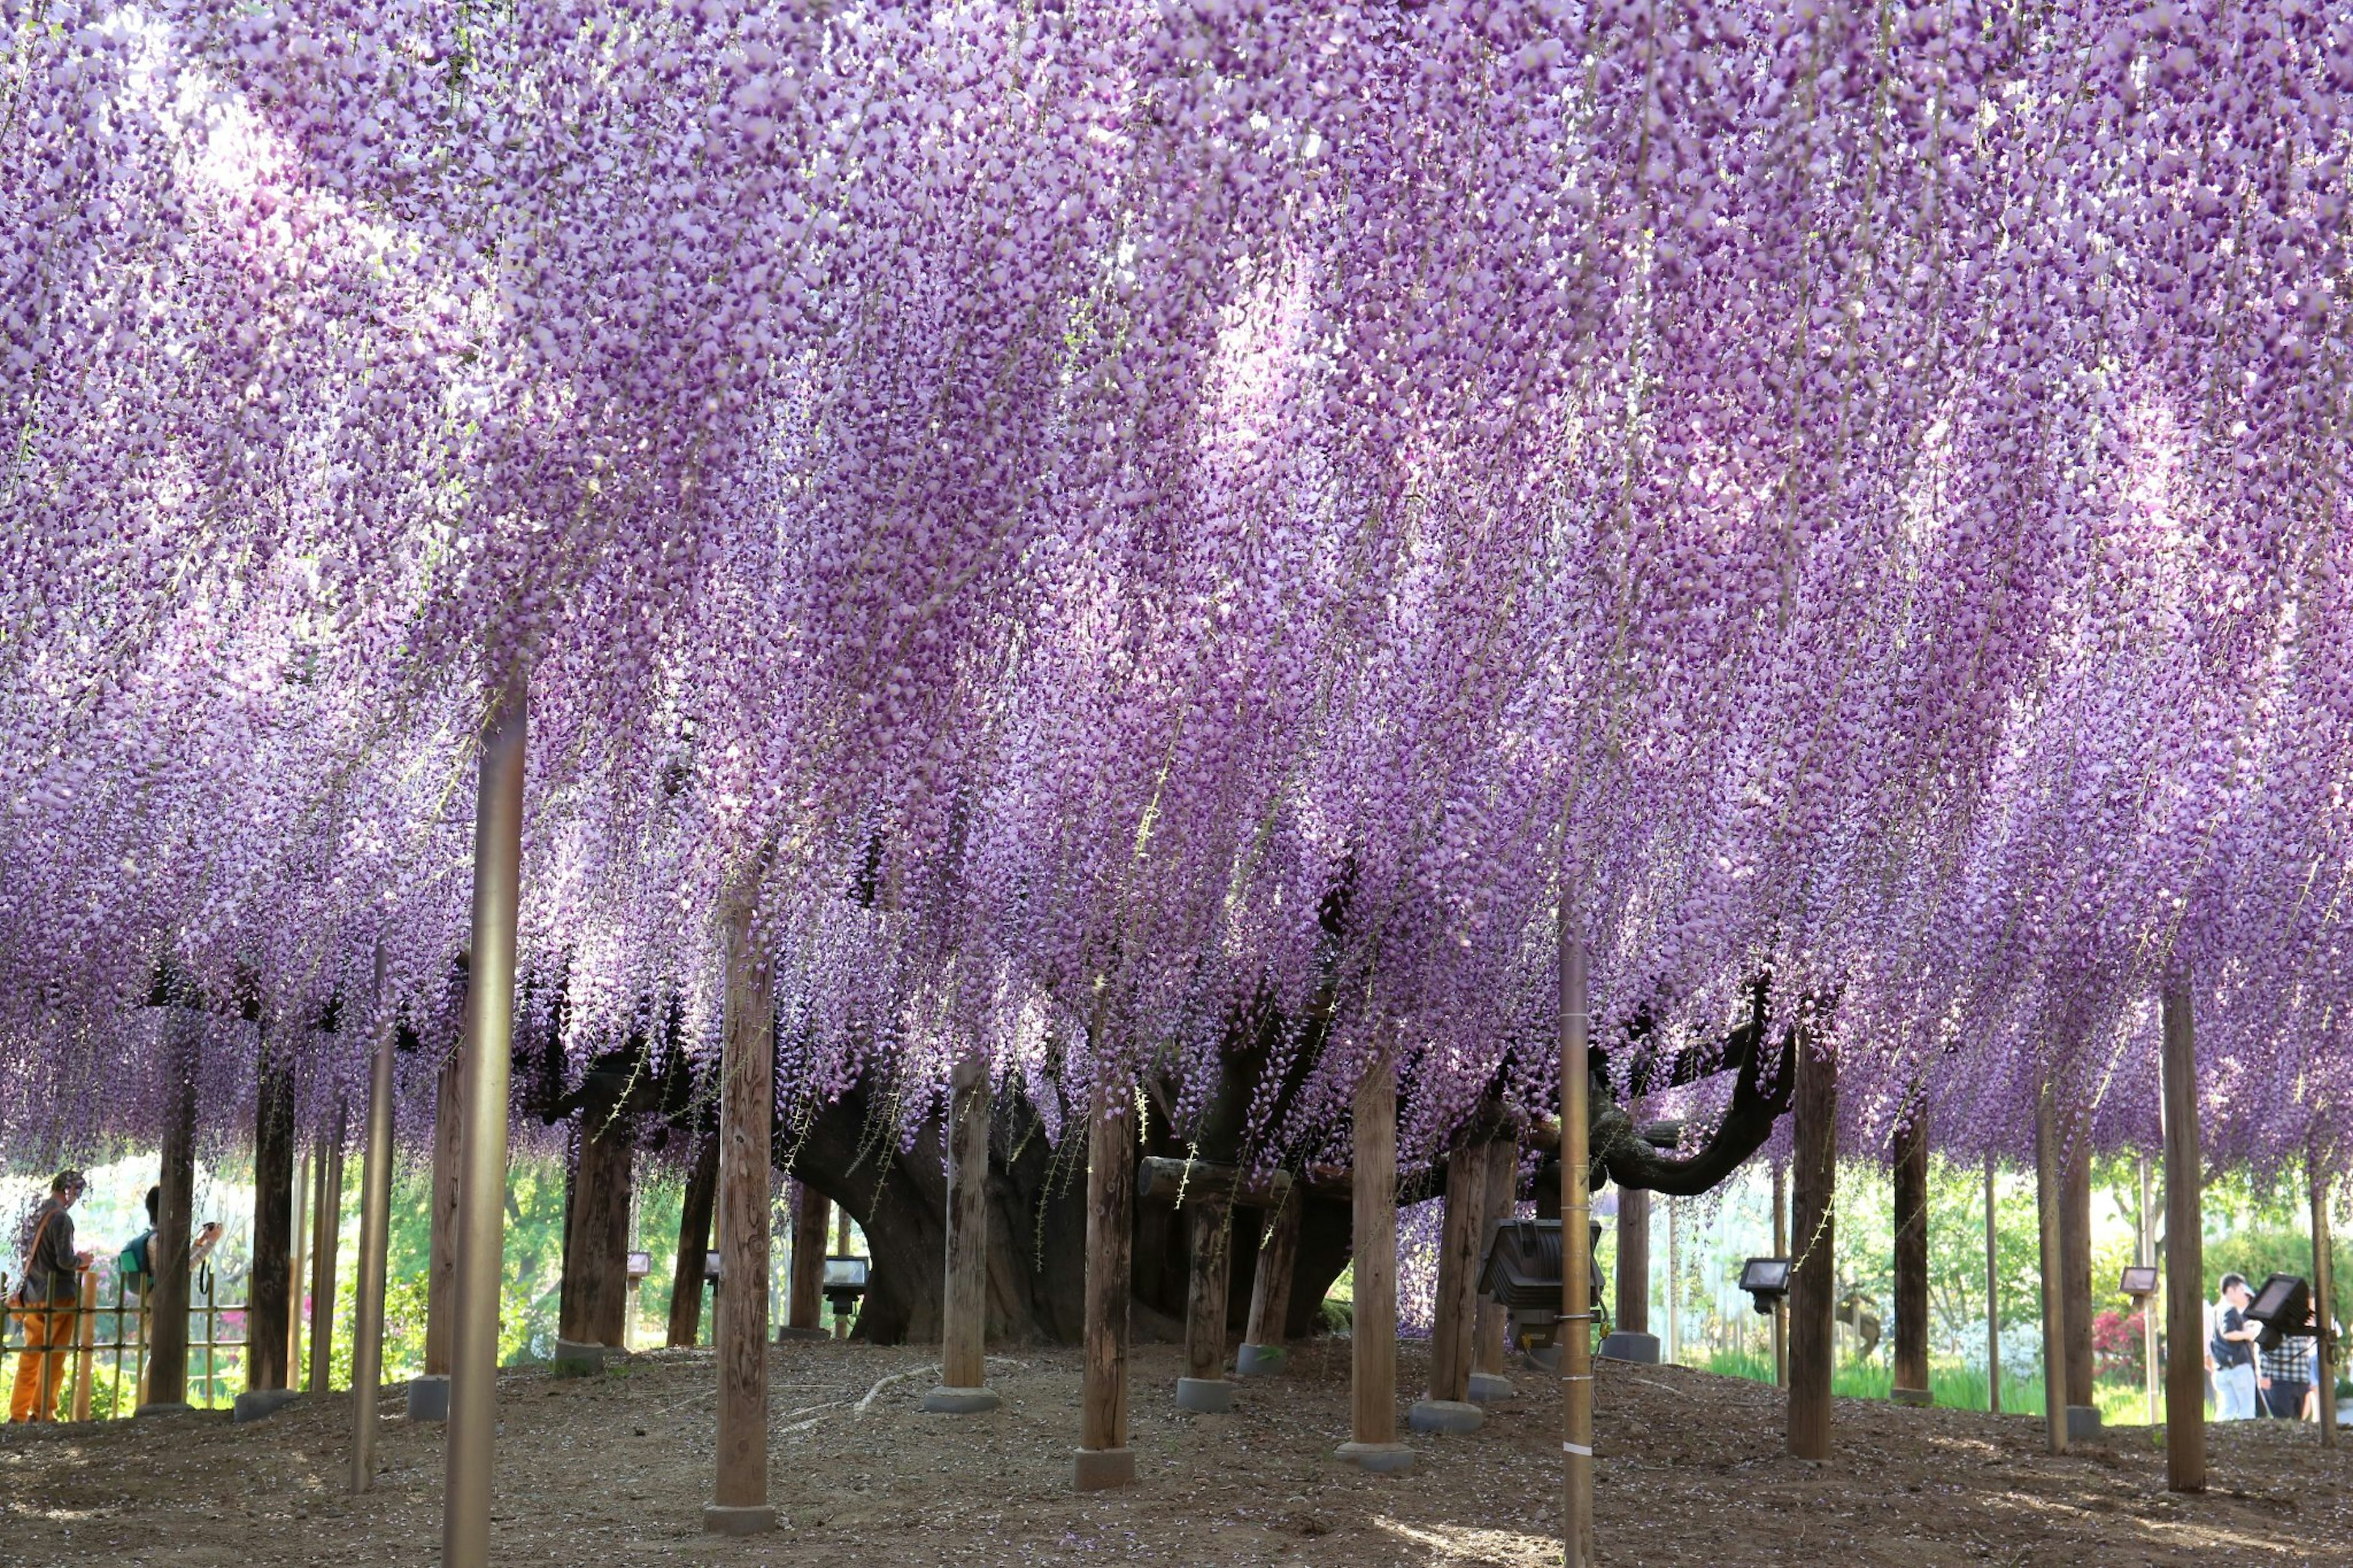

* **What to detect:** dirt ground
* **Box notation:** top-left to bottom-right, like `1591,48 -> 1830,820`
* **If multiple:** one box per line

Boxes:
4,1338 -> 2348,1566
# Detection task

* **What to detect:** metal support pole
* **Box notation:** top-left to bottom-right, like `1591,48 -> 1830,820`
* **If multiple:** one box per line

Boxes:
350,942 -> 396,1493
443,675 -> 527,1568
1985,1153 -> 2001,1415
1558,916 -> 1594,1567
2140,1154 -> 2159,1428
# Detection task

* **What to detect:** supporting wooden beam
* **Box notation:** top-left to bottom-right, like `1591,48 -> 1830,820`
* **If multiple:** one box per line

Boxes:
780,1181 -> 827,1339
1786,1033 -> 1836,1461
140,996 -> 201,1414
1469,1139 -> 1517,1401
1984,1153 -> 2001,1415
2160,975 -> 2205,1491
1075,1069 -> 1136,1490
707,887 -> 778,1536
1175,1194 -> 1235,1412
1236,1187 -> 1299,1376
442,676 -> 526,1568
307,1105 -> 346,1393
248,1031 -> 296,1395
1410,1141 -> 1486,1434
1137,1157 -> 1292,1209
1338,1032 -> 1412,1474
1558,925 -> 1594,1562
1891,1105 -> 1931,1407
1772,1162 -> 1788,1388
668,1132 -> 719,1348
290,1143 -> 310,1382
2313,1153 -> 2338,1451
2059,1124 -> 2098,1441
350,945 -> 396,1491
923,1054 -> 999,1411
556,1107 -> 635,1371
1615,1186 -> 1650,1338
2033,1086 -> 2070,1455
415,1036 -> 463,1420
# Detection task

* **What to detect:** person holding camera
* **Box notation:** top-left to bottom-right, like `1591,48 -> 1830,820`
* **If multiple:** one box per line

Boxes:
9,1171 -> 94,1423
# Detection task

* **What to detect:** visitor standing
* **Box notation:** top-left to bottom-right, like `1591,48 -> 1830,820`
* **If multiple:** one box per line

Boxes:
2210,1273 -> 2262,1421
2257,1317 -> 2313,1420
9,1171 -> 93,1423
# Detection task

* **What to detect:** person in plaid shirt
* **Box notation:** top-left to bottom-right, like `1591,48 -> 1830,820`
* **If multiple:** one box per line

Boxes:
2257,1309 -> 2315,1421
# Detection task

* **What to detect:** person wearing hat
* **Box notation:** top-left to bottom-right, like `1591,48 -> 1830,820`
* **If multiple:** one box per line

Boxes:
9,1170 -> 94,1422
2209,1273 -> 2262,1422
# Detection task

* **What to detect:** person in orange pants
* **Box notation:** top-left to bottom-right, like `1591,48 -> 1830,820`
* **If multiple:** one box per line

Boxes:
10,1170 -> 91,1423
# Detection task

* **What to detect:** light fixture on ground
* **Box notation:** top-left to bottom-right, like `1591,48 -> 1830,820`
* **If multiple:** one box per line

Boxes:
1738,1257 -> 1792,1316
823,1254 -> 868,1338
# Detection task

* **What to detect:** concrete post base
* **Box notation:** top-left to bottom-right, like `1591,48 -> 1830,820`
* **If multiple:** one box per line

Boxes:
1233,1343 -> 1286,1377
1467,1372 -> 1515,1404
2065,1404 -> 2103,1444
551,1338 -> 605,1377
1408,1398 -> 1485,1435
406,1376 -> 450,1422
1597,1331 -> 1660,1364
920,1385 -> 1001,1414
1890,1385 -> 1932,1407
232,1389 -> 301,1424
132,1402 -> 194,1418
1334,1441 -> 1416,1474
1174,1377 -> 1233,1413
702,1504 -> 777,1536
1072,1446 -> 1137,1491
776,1325 -> 830,1342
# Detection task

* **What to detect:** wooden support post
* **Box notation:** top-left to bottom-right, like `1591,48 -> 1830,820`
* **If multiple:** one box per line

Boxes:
1338,1032 -> 1411,1474
442,675 -> 526,1568
2059,1124 -> 2097,1441
350,945 -> 396,1492
1236,1187 -> 1300,1376
2313,1154 -> 2338,1450
782,1181 -> 828,1339
556,1107 -> 635,1369
308,1105 -> 345,1394
707,887 -> 778,1536
1557,925 -> 1594,1562
1787,1032 -> 1836,1461
1664,1197 -> 1680,1364
1409,1142 -> 1486,1433
423,1041 -> 463,1383
1175,1194 -> 1235,1412
1615,1186 -> 1650,1338
290,1143 -> 310,1381
1469,1139 -> 1517,1399
1892,1107 -> 1931,1406
2139,1153 -> 2159,1428
1075,1069 -> 1137,1490
668,1132 -> 719,1349
142,998 -> 201,1414
1772,1163 -> 1788,1388
1985,1153 -> 2001,1415
248,1033 -> 296,1394
2033,1088 -> 2071,1455
924,1055 -> 999,1411
2160,975 -> 2205,1490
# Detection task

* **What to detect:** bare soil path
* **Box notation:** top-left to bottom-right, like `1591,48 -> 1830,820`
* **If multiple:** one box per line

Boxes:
4,1340 -> 2345,1566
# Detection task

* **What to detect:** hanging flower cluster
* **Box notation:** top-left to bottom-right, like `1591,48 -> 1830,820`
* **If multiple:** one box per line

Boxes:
2,0 -> 2348,1186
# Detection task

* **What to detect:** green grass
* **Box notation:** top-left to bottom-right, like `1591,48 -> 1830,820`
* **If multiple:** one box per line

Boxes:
1694,1346 -> 2099,1418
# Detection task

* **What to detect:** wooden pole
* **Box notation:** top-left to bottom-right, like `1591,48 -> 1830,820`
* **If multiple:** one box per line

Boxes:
1411,1142 -> 1485,1432
1985,1153 -> 2001,1415
782,1180 -> 827,1339
1786,1032 -> 1836,1461
2059,1126 -> 2096,1433
70,1271 -> 98,1422
1338,1029 -> 1412,1474
1772,1162 -> 1788,1388
308,1105 -> 345,1394
248,1032 -> 297,1394
1892,1107 -> 1931,1406
661,1132 -> 716,1347
707,884 -> 778,1536
926,1053 -> 999,1410
1237,1186 -> 1300,1375
1075,1067 -> 1137,1490
141,995 -> 201,1413
423,1038 -> 463,1384
350,945 -> 396,1492
1615,1186 -> 1650,1339
1470,1138 -> 1517,1397
1664,1196 -> 1679,1365
2311,1154 -> 2337,1450
1176,1194 -> 1235,1411
2032,1087 -> 2070,1455
2139,1153 -> 2159,1428
442,675 -> 526,1568
557,1106 -> 635,1368
1558,924 -> 1594,1561
2159,977 -> 2205,1491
